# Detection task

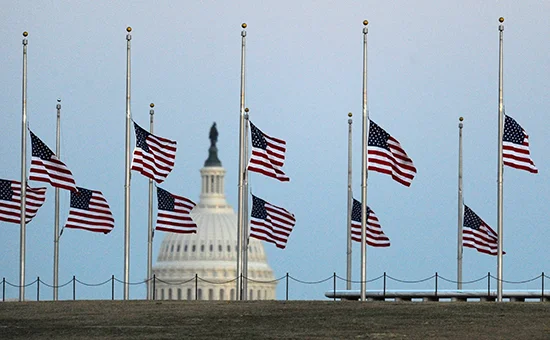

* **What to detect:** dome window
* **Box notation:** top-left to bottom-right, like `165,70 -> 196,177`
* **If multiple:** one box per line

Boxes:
200,245 -> 205,252
218,245 -> 222,252
192,245 -> 196,252
209,244 -> 213,252
184,245 -> 188,252
227,245 -> 231,252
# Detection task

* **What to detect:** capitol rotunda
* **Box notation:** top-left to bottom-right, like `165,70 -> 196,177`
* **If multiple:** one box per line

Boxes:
152,123 -> 277,300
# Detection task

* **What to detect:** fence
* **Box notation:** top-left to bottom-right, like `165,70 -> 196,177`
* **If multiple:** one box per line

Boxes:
1,272 -> 548,302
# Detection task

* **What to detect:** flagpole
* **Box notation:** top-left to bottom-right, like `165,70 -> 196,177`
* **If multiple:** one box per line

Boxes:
147,103 -> 154,300
53,99 -> 61,301
236,23 -> 247,300
242,108 -> 250,300
346,112 -> 353,290
124,26 -> 132,300
457,117 -> 464,290
360,20 -> 369,302
19,31 -> 29,302
496,17 -> 505,302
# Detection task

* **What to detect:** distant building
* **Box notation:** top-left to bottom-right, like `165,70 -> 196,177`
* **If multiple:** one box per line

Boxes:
152,123 -> 277,300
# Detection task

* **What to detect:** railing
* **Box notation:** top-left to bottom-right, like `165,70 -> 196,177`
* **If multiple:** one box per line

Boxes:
1,272 -> 547,302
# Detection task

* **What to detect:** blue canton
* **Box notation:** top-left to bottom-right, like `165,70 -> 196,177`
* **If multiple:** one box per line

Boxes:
368,121 -> 390,150
70,187 -> 92,210
250,123 -> 267,150
503,115 -> 524,144
0,180 -> 13,201
157,187 -> 175,211
251,195 -> 268,219
351,199 -> 372,222
463,206 -> 481,230
30,131 -> 54,160
134,123 -> 151,152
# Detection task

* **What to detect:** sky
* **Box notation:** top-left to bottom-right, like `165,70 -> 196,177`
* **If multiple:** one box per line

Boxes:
1,1 -> 550,301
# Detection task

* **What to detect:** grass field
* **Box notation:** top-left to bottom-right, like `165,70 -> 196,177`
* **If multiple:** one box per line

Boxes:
1,300 -> 550,339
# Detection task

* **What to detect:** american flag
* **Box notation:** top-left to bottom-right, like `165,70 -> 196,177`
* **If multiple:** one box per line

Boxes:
463,205 -> 502,256
247,122 -> 290,182
131,122 -> 177,184
368,120 -> 416,187
250,194 -> 296,249
351,198 -> 390,247
155,187 -> 197,234
503,115 -> 538,174
29,130 -> 78,192
0,179 -> 47,224
65,187 -> 114,234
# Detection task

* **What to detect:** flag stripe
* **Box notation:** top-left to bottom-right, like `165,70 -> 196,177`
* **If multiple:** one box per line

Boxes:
350,199 -> 390,247
0,180 -> 47,224
367,121 -> 416,187
65,188 -> 114,234
131,123 -> 177,184
248,122 -> 290,182
249,195 -> 296,249
502,115 -> 537,174
29,131 -> 78,192
462,205 -> 502,256
155,187 -> 197,234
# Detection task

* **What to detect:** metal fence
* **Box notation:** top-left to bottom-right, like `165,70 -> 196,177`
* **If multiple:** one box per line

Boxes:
1,272 -> 547,302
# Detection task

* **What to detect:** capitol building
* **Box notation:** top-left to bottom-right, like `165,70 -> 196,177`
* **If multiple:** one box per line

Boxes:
152,124 -> 277,300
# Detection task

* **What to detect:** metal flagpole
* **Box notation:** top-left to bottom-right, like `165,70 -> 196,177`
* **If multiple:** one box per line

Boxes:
457,117 -> 464,290
236,23 -> 247,300
147,103 -> 155,300
242,108 -> 250,300
19,31 -> 29,302
496,17 -> 505,302
346,112 -> 353,290
124,26 -> 132,300
360,20 -> 369,302
53,99 -> 61,301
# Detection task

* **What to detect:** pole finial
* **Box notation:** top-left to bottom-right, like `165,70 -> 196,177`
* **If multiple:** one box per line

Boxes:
348,112 -> 353,118
459,117 -> 464,122
499,17 -> 504,23
363,20 -> 369,26
57,98 -> 61,103
150,103 -> 154,108
23,31 -> 28,37
244,107 -> 249,113
242,23 -> 247,29
126,26 -> 132,32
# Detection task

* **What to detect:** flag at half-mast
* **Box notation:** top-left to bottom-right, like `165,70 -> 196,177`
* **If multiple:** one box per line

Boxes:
250,194 -> 296,249
351,198 -> 390,247
0,179 -> 47,224
65,187 -> 115,234
368,120 -> 416,187
503,115 -> 537,174
155,187 -> 197,234
463,205 -> 502,256
247,122 -> 290,182
29,130 -> 78,192
131,122 -> 177,184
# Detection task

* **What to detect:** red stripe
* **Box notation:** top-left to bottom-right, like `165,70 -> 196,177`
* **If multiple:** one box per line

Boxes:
155,226 -> 197,234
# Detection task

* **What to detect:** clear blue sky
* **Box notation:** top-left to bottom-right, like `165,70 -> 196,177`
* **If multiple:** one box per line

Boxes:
1,1 -> 549,300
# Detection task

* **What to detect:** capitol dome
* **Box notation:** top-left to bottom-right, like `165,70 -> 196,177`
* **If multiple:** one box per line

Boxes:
152,123 -> 277,300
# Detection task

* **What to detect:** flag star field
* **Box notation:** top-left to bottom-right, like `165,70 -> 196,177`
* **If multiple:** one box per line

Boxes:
1,0 -> 549,300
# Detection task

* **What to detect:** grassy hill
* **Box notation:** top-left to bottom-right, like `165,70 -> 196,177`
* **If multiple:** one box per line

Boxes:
1,300 -> 549,339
